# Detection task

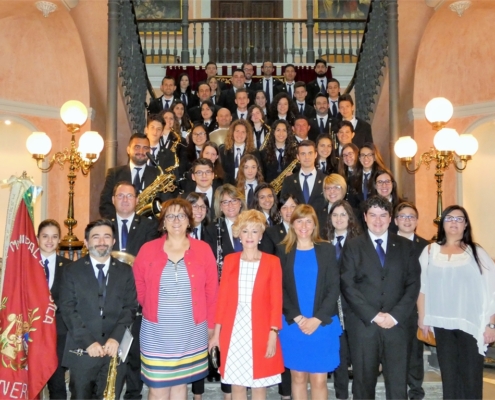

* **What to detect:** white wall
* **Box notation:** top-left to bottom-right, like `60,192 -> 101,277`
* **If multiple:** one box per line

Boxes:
0,116 -> 45,258
460,118 -> 495,258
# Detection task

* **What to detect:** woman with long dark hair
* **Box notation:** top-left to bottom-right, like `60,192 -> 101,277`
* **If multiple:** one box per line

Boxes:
252,183 -> 279,226
371,169 -> 403,233
185,124 -> 210,171
315,133 -> 338,175
418,205 -> 495,399
171,101 -> 193,139
247,105 -> 270,150
207,76 -> 221,105
200,141 -> 225,182
337,143 -> 359,181
236,154 -> 264,209
268,92 -> 298,126
199,100 -> 217,134
174,72 -> 198,110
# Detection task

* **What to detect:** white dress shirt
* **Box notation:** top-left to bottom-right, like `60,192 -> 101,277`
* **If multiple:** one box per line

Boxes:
41,253 -> 57,290
90,256 -> 111,281
299,168 -> 317,196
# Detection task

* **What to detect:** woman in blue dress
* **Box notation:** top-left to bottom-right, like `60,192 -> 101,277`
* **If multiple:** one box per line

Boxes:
276,204 -> 342,400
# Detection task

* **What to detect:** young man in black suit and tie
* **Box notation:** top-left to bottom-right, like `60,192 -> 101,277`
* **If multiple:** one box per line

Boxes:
110,182 -> 159,399
280,140 -> 326,211
253,60 -> 283,104
310,93 -> 334,138
327,78 -> 342,120
60,219 -> 137,399
148,75 -> 179,115
37,219 -> 72,400
394,202 -> 430,400
99,134 -> 160,219
341,196 -> 421,399
280,64 -> 297,99
195,61 -> 227,91
306,59 -> 330,106
294,81 -> 316,119
338,93 -> 373,149
218,69 -> 255,115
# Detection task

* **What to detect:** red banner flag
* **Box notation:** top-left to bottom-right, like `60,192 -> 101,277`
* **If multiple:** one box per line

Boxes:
0,182 -> 58,399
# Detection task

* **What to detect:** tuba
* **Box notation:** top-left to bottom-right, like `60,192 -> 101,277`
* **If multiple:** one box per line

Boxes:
258,119 -> 272,151
271,158 -> 300,194
136,131 -> 181,217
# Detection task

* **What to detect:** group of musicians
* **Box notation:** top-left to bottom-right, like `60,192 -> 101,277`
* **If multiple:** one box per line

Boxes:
40,59 -> 431,400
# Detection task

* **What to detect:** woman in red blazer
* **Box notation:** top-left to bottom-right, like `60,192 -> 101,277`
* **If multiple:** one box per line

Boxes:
211,209 -> 284,400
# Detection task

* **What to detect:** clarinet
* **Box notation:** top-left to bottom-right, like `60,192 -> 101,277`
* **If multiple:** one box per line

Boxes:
216,217 -> 224,280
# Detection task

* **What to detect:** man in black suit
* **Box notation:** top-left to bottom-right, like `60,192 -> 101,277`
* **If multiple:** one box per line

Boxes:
218,69 -> 255,115
37,219 -> 72,400
148,75 -> 180,115
241,62 -> 257,89
110,182 -> 159,399
293,116 -> 317,143
310,93 -> 334,138
252,60 -> 283,104
60,219 -> 137,399
327,78 -> 342,120
188,83 -> 221,123
338,93 -> 373,148
294,81 -> 316,119
280,140 -> 326,211
306,59 -> 330,105
99,134 -> 159,219
341,196 -> 421,399
394,202 -> 430,400
195,61 -> 227,91
231,88 -> 251,121
279,64 -> 297,99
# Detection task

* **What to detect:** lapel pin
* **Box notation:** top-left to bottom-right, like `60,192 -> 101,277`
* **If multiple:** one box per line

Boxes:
59,262 -> 63,266
280,230 -> 284,234
84,261 -> 90,265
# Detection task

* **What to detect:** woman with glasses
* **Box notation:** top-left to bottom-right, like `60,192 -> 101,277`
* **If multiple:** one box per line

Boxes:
371,169 -> 403,233
418,205 -> 495,399
210,209 -> 284,400
260,120 -> 298,184
277,204 -> 342,400
236,154 -> 264,209
133,198 -> 218,400
186,124 -> 210,172
317,174 -> 347,238
337,143 -> 359,181
252,183 -> 279,226
326,200 -> 362,400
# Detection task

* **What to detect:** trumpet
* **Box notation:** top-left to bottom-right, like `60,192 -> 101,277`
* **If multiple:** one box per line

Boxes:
258,119 -> 272,151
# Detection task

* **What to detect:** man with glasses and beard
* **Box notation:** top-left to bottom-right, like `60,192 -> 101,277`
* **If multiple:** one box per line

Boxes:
60,219 -> 138,399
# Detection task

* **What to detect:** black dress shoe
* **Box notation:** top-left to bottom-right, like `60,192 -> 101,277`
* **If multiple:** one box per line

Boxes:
348,369 -> 353,379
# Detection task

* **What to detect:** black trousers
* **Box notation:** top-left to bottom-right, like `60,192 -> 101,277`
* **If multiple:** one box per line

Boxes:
434,327 -> 484,400
278,368 -> 292,397
47,333 -> 67,400
333,330 -> 351,399
347,320 -> 410,400
407,333 -> 425,399
124,315 -> 143,399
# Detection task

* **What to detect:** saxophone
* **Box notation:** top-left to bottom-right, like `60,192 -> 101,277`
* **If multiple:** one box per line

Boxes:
103,355 -> 118,400
216,217 -> 224,280
136,131 -> 181,217
271,158 -> 300,194
258,120 -> 271,151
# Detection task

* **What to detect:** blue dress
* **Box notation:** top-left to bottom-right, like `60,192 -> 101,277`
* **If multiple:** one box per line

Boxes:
279,248 -> 342,373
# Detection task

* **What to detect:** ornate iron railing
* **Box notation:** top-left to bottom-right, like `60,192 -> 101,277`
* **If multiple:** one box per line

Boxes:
137,18 -> 366,65
118,0 -> 156,132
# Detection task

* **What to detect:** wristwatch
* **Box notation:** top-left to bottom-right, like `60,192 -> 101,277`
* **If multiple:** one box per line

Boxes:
270,327 -> 279,335
487,323 -> 495,329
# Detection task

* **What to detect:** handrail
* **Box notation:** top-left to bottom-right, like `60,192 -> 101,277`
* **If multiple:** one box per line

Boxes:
138,17 -> 365,24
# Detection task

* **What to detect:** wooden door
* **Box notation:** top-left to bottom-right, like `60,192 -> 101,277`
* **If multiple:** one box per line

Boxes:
210,0 -> 284,63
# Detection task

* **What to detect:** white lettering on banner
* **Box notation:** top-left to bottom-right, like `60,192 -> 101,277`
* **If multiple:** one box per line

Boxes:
8,235 -> 40,259
0,381 -> 28,399
43,302 -> 57,324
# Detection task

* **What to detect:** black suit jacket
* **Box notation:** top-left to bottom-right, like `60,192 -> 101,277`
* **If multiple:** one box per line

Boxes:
306,79 -> 327,106
204,218 -> 235,260
259,223 -> 287,255
51,255 -> 72,335
181,182 -> 221,221
276,242 -> 340,325
295,102 -> 317,119
218,88 -> 255,114
352,118 -> 373,148
220,146 -> 261,185
111,215 -> 160,256
278,82 -> 296,99
99,164 -> 159,219
173,90 -> 199,110
189,104 -> 221,124
280,170 -> 326,211
340,232 -> 421,327
60,256 -> 137,366
412,234 -> 429,260
148,95 -> 181,115
252,78 -> 283,97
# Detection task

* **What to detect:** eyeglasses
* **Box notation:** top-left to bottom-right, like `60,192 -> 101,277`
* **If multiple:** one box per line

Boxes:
376,180 -> 392,186
115,193 -> 136,200
164,213 -> 187,222
342,153 -> 354,159
221,199 -> 240,207
359,153 -> 374,159
397,214 -> 417,221
324,185 -> 342,191
193,170 -> 213,176
193,132 -> 206,137
444,215 -> 466,223
192,204 -> 207,211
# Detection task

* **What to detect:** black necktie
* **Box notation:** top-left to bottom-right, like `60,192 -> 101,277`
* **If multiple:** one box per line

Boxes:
235,148 -> 241,169
254,129 -> 262,149
288,84 -> 293,98
247,183 -> 254,207
375,239 -> 385,267
265,79 -> 271,104
363,173 -> 370,200
96,263 -> 106,311
321,161 -> 326,172
181,93 -> 187,105
319,118 -> 325,133
277,148 -> 284,172
196,149 -> 201,158
335,236 -> 344,260
204,121 -> 209,127
121,219 -> 128,250
302,173 -> 312,203
164,99 -> 170,110
151,147 -> 157,157
267,216 -> 272,226
240,113 -> 245,119
132,167 -> 142,194
299,103 -> 304,114
320,80 -> 325,93
193,227 -> 198,239
331,101 -> 338,117
43,259 -> 50,285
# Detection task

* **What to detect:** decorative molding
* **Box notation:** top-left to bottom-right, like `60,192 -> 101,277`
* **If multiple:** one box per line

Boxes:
0,98 -> 95,121
408,101 -> 495,121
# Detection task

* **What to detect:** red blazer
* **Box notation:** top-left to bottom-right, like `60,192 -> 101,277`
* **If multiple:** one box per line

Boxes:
215,252 -> 284,379
133,235 -> 218,328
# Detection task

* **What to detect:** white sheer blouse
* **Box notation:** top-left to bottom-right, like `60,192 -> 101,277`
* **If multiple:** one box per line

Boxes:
420,243 -> 495,355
